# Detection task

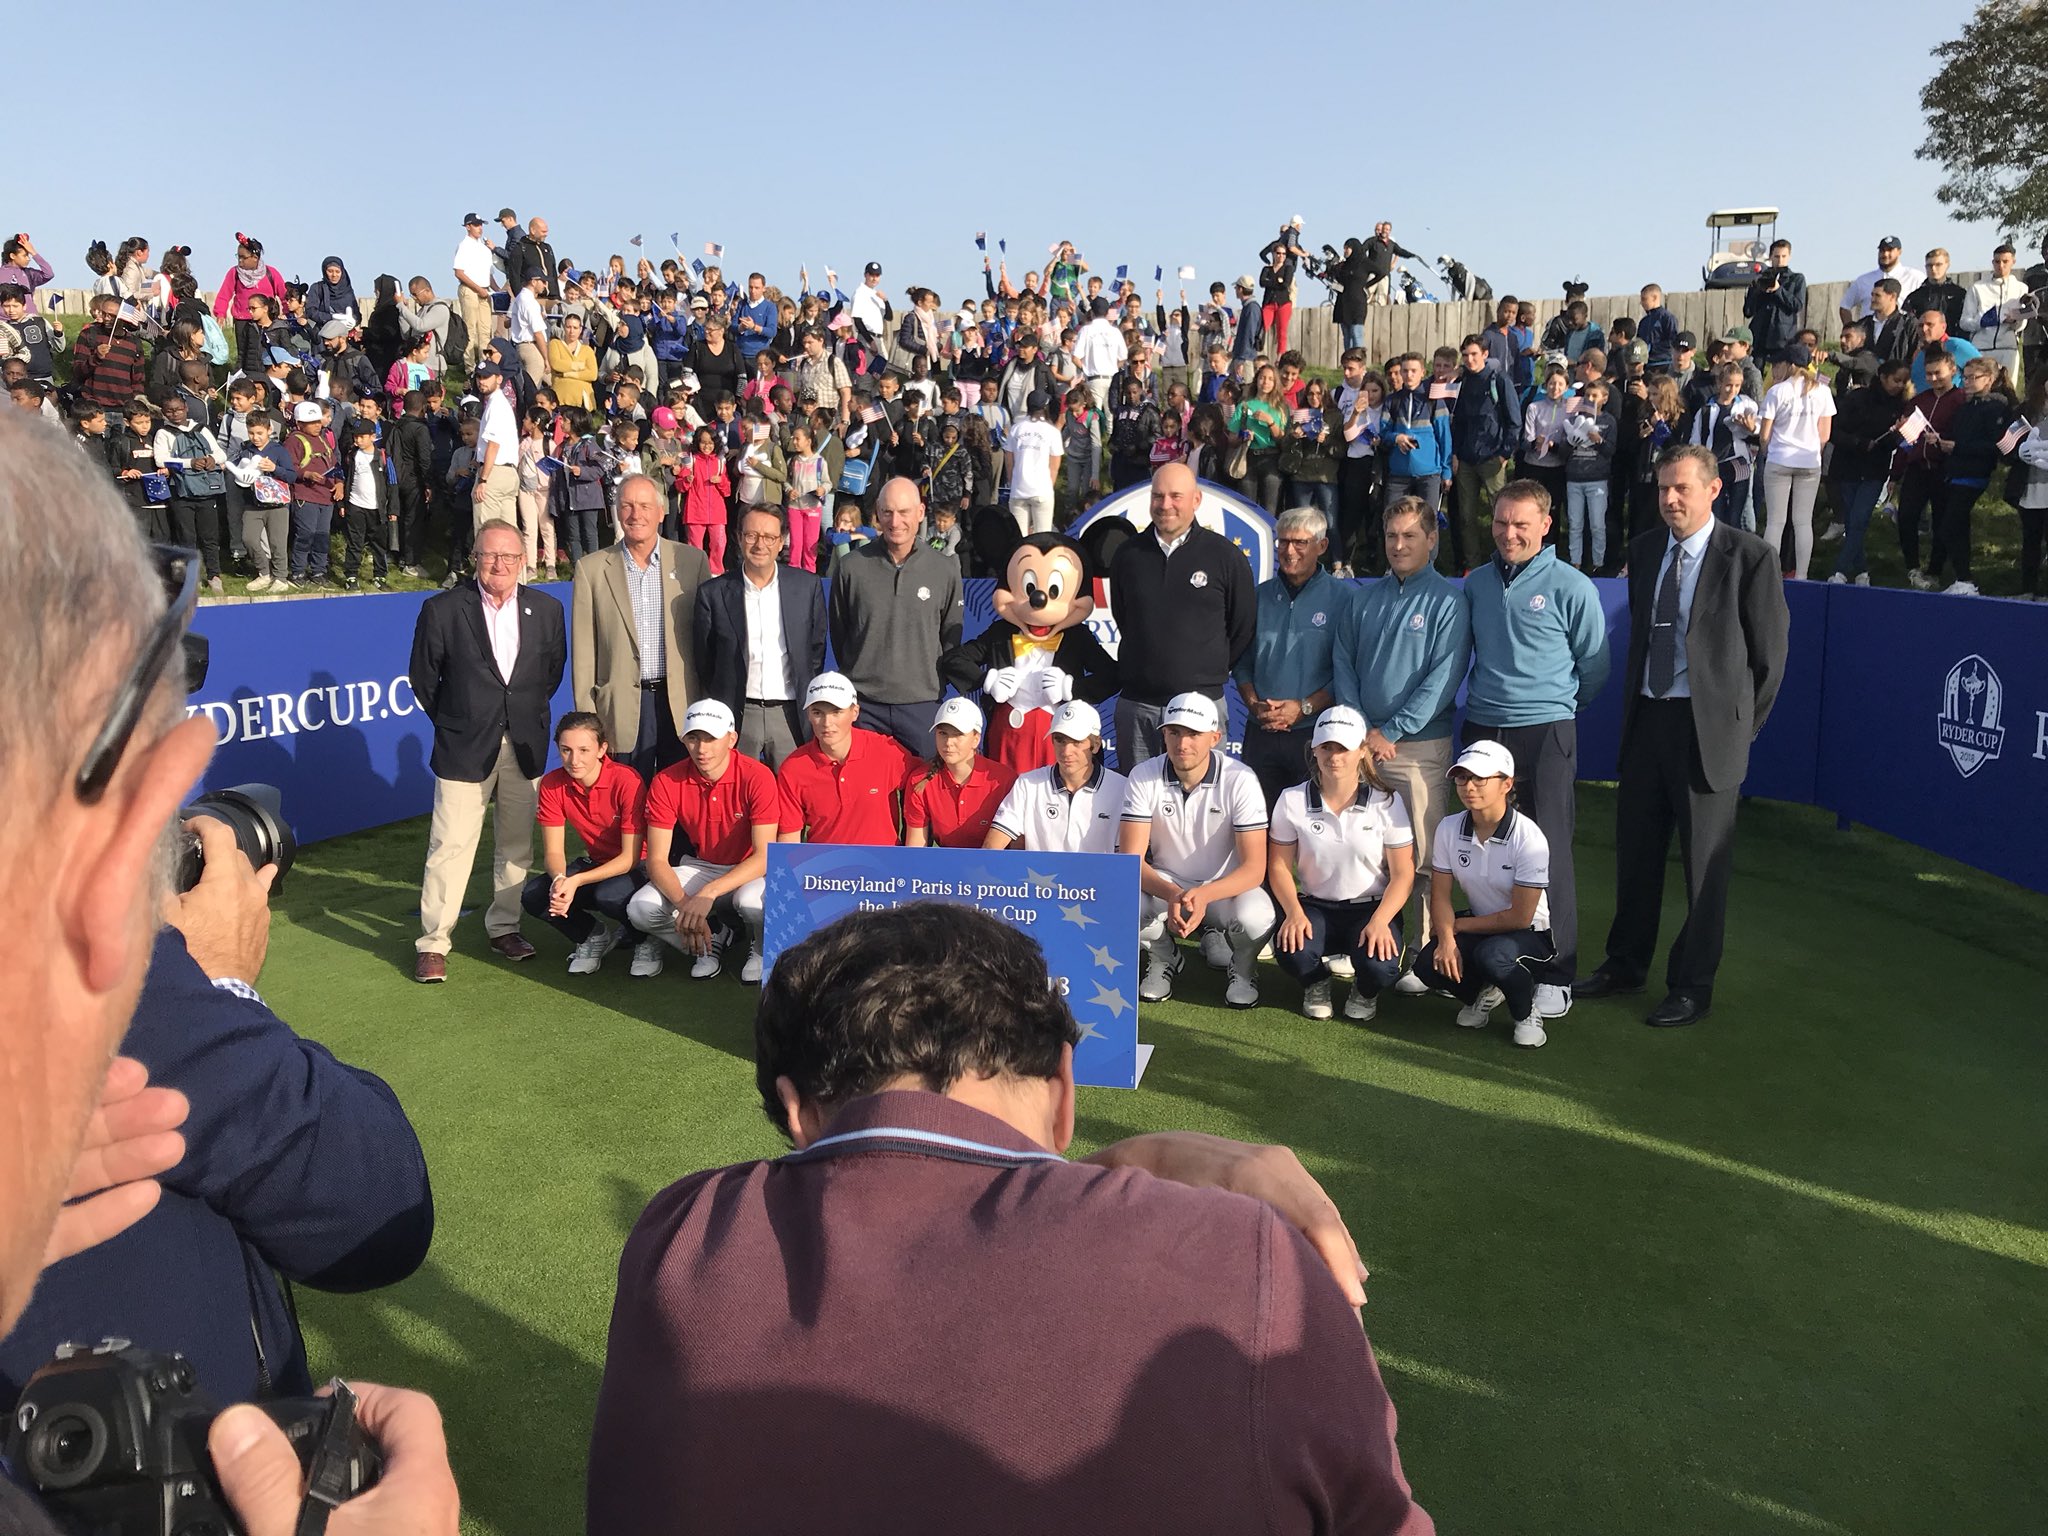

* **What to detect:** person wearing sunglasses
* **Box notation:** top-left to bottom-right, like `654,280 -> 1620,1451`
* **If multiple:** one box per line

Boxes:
0,412 -> 460,1533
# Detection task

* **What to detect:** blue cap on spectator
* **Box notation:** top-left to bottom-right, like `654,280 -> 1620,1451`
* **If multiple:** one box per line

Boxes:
472,358 -> 501,380
1783,342 -> 1813,368
266,346 -> 297,366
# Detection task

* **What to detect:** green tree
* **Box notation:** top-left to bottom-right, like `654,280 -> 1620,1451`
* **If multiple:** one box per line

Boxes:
1917,0 -> 2048,239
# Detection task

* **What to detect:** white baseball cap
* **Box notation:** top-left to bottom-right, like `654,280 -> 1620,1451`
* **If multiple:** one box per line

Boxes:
681,699 -> 736,738
933,697 -> 984,735
1049,700 -> 1102,740
804,672 -> 858,710
1451,739 -> 1517,780
1310,705 -> 1368,752
1162,693 -> 1221,733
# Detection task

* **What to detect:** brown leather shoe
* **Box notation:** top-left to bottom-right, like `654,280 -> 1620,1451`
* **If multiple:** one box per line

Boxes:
414,952 -> 448,983
488,932 -> 537,962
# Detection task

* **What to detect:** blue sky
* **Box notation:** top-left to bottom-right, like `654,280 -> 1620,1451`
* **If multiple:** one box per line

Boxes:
8,0 -> 2011,310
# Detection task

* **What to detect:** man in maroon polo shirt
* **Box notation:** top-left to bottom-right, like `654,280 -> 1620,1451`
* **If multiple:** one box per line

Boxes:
519,710 -> 647,975
589,904 -> 1433,1536
773,671 -> 912,846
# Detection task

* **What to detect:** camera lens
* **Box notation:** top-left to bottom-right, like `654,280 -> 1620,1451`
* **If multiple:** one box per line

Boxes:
25,1407 -> 108,1490
173,784 -> 298,895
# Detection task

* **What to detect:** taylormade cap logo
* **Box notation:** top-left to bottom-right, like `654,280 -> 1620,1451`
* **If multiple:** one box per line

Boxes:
1938,653 -> 2005,778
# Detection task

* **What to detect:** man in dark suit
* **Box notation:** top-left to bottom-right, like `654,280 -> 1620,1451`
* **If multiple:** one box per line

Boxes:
572,474 -> 711,781
409,517 -> 568,983
693,504 -> 826,768
1576,444 -> 1789,1027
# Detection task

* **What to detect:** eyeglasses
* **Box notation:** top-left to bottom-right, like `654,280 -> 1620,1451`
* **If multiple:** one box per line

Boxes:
476,552 -> 524,567
74,544 -> 199,804
1274,536 -> 1322,549
740,532 -> 784,545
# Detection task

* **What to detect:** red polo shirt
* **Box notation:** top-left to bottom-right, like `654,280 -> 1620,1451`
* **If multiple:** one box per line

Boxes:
776,729 -> 911,845
535,757 -> 645,864
645,751 -> 779,865
903,755 -> 1019,848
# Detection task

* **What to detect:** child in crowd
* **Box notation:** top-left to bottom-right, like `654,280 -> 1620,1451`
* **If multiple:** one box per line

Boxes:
1060,385 -> 1100,504
645,406 -> 688,537
1562,380 -> 1617,572
338,417 -> 393,589
926,418 -> 973,522
785,423 -> 829,573
73,403 -> 108,455
735,413 -> 787,549
445,415 -> 480,579
227,410 -> 296,591
286,400 -> 338,587
519,407 -> 558,579
679,424 -> 733,573
559,410 -> 614,565
108,400 -> 166,538
822,498 -> 875,570
0,288 -> 62,381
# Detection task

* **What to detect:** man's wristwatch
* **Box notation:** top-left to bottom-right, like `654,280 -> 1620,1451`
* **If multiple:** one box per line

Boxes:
1300,698 -> 1319,719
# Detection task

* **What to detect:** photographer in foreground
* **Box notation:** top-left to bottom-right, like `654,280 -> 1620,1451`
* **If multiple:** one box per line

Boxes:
0,813 -> 436,1407
591,902 -> 1429,1534
0,411 -> 457,1536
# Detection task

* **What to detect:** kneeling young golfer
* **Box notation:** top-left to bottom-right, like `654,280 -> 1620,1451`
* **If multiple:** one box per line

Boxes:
627,699 -> 779,982
1409,739 -> 1556,1047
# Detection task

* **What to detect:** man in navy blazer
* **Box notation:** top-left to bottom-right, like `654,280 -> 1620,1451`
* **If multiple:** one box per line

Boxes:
1577,444 -> 1789,1027
692,504 -> 827,768
408,517 -> 567,981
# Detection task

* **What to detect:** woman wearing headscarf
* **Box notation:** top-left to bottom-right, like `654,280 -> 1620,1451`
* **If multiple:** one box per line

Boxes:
305,255 -> 359,331
363,275 -> 407,380
210,234 -> 288,376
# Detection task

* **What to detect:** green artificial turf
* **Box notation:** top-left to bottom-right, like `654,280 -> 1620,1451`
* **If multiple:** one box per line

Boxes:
260,786 -> 2046,1535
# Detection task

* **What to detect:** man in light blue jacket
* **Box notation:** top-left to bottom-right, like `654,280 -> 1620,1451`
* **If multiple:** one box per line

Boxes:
1462,479 -> 1611,1022
1333,496 -> 1470,985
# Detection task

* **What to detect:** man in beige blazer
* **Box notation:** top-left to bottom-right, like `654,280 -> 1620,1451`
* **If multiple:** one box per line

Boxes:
572,474 -> 711,780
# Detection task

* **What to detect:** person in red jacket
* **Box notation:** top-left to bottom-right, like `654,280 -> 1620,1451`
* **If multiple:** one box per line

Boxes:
775,673 -> 911,847
903,697 -> 1018,848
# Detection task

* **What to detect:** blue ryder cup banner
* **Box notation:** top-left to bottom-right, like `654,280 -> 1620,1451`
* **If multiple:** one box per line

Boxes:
760,844 -> 1149,1088
185,585 -> 575,845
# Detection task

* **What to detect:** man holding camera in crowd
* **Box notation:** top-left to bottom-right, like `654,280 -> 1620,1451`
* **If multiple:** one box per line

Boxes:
0,411 -> 459,1534
1742,239 -> 1806,365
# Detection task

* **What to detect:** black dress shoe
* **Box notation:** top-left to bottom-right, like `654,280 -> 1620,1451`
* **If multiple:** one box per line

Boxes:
1574,968 -> 1645,1000
1645,992 -> 1711,1027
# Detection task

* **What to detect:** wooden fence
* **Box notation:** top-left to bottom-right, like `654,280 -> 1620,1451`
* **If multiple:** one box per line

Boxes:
1279,280 -> 1859,373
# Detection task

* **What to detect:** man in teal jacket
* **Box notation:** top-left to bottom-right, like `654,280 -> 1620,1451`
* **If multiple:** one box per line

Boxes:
1333,496 -> 1471,983
1462,480 -> 1611,1022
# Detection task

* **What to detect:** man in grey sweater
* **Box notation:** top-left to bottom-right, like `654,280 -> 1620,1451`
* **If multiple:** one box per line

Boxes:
826,476 -> 964,753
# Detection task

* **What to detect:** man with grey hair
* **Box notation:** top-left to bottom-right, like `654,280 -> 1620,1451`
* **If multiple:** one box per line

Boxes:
1234,505 -> 1342,811
0,412 -> 460,1532
410,517 -> 568,982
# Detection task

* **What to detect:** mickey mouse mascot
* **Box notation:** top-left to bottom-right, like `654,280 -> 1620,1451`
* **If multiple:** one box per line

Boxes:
940,531 -> 1117,773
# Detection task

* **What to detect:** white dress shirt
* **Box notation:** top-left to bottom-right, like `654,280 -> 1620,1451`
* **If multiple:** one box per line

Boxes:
479,582 -> 521,683
1841,263 -> 1927,320
1643,519 -> 1713,699
477,389 -> 518,473
452,235 -> 496,294
509,287 -> 545,345
743,568 -> 791,700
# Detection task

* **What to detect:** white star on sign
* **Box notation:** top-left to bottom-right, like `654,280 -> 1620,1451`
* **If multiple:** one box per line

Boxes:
1061,903 -> 1098,929
1088,984 -> 1130,1019
1027,868 -> 1057,892
1075,1017 -> 1105,1043
1088,944 -> 1122,973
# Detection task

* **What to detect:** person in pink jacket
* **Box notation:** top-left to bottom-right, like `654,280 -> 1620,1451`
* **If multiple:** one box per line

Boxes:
212,234 -> 288,376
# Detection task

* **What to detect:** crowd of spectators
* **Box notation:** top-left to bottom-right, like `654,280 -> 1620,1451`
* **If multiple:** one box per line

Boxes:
6,217 -> 2043,600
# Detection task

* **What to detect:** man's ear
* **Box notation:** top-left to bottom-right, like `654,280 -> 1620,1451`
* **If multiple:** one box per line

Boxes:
775,1076 -> 824,1150
1051,1042 -> 1076,1156
57,714 -> 215,995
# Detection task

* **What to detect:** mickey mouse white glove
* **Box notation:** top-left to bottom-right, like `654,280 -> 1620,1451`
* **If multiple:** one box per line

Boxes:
984,666 -> 1021,703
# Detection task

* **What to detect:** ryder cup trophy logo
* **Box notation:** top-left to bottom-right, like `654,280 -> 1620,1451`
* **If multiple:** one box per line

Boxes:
1938,654 -> 2005,779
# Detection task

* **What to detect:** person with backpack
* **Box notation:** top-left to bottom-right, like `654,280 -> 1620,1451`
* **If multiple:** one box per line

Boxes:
1449,334 -> 1523,572
285,398 -> 339,587
152,390 -> 230,591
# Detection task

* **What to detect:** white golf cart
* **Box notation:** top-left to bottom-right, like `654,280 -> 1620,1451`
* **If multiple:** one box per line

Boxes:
1703,208 -> 1780,289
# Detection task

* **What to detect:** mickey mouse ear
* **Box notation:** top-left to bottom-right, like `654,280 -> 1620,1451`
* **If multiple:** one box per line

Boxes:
973,507 -> 1022,577
1078,516 -> 1134,582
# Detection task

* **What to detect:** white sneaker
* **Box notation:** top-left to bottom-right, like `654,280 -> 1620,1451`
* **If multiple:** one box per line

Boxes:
1301,979 -> 1333,1019
1324,953 -> 1355,980
629,936 -> 664,977
1393,969 -> 1429,996
1908,567 -> 1934,590
1944,580 -> 1980,597
1854,572 -> 1870,587
1456,986 -> 1504,1028
1826,571 -> 1847,585
690,942 -> 724,980
1818,523 -> 1844,543
739,945 -> 763,984
568,923 -> 621,975
1200,928 -> 1232,970
1512,1016 -> 1548,1048
247,575 -> 274,593
1534,983 -> 1573,1019
1225,969 -> 1259,1008
1139,947 -> 1182,1003
1344,988 -> 1378,1022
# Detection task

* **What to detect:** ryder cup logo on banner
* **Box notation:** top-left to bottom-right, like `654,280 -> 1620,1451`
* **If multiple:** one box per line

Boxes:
1938,654 -> 2005,778
187,674 -> 420,743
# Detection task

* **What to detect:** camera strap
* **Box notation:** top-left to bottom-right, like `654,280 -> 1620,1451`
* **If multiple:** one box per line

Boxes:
294,1379 -> 363,1536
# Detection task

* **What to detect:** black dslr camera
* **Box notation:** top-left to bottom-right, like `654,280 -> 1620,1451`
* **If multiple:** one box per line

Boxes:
168,630 -> 298,895
8,1341 -> 380,1536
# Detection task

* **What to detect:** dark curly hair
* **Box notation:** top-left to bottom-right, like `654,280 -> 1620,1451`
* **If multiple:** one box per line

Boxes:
755,903 -> 1079,1138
